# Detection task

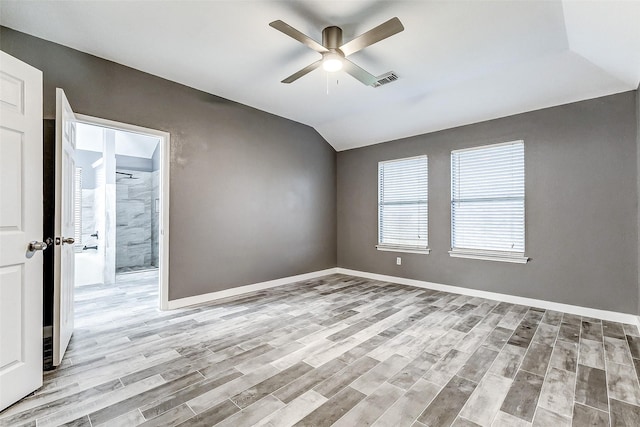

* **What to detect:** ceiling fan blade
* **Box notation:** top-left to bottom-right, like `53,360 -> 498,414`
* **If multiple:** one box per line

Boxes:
281,59 -> 323,83
339,17 -> 404,57
269,20 -> 329,54
342,59 -> 378,86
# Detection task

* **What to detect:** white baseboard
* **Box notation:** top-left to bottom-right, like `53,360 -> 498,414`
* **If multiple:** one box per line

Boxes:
166,268 -> 339,310
337,268 -> 640,329
165,265 -> 640,329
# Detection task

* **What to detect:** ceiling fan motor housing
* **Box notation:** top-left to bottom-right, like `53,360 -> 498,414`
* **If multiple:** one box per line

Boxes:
322,26 -> 343,51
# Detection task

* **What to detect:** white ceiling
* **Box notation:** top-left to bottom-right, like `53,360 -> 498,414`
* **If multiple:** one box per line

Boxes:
1,1 -> 639,151
77,122 -> 160,159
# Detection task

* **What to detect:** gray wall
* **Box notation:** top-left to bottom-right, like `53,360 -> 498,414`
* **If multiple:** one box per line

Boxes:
338,92 -> 638,314
637,86 -> 640,315
3,26 -> 637,314
1,27 -> 337,300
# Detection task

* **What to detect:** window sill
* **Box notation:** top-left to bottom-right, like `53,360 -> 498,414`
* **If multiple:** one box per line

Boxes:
376,245 -> 431,255
448,249 -> 529,264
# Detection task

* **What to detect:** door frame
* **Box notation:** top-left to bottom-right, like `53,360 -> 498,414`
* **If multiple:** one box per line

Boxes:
75,114 -> 171,310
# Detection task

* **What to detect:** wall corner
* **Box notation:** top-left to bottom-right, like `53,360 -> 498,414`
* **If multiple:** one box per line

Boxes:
636,84 -> 640,315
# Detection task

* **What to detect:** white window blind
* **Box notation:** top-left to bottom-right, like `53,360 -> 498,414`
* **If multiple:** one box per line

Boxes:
74,167 -> 82,251
451,141 -> 525,261
378,155 -> 429,252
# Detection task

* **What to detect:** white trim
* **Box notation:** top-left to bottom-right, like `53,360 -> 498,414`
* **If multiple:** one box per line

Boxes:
336,268 -> 640,328
75,114 -> 171,311
448,249 -> 529,264
164,264 -> 639,328
159,126 -> 170,311
76,114 -> 168,140
166,268 -> 339,310
376,245 -> 431,255
379,154 -> 428,163
451,139 -> 524,155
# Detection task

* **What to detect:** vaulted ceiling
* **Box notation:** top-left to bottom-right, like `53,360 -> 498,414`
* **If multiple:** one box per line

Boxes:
1,1 -> 639,151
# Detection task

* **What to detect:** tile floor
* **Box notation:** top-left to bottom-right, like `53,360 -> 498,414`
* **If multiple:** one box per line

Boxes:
1,272 -> 640,426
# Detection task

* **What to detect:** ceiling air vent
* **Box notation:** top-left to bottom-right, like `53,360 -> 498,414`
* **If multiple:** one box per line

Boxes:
372,72 -> 398,88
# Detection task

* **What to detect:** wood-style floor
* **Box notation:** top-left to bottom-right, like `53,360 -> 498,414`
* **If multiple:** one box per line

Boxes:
2,271 -> 640,426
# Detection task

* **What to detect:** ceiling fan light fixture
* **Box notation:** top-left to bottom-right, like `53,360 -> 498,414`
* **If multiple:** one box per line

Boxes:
322,53 -> 343,72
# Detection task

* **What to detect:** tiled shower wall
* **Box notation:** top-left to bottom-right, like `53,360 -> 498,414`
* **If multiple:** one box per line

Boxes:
115,169 -> 159,272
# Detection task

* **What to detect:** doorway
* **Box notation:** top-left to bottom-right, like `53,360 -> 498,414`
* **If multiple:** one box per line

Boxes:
72,115 -> 170,310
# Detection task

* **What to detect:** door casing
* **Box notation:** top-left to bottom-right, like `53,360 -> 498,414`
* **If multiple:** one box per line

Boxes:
75,114 -> 171,310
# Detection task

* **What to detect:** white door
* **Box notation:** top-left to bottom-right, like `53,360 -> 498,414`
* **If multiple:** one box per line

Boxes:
53,88 -> 76,366
0,52 -> 44,410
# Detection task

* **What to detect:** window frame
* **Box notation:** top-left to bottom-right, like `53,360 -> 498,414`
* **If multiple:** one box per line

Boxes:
376,155 -> 430,255
449,140 -> 528,264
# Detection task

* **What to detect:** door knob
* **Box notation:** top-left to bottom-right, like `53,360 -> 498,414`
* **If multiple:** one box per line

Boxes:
26,241 -> 48,258
55,237 -> 75,245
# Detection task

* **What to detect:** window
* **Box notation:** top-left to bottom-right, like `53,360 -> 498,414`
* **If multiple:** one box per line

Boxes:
450,141 -> 527,263
74,167 -> 83,252
377,155 -> 429,253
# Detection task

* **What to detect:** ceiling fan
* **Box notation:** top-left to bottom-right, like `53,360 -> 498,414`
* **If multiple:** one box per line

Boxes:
269,17 -> 404,86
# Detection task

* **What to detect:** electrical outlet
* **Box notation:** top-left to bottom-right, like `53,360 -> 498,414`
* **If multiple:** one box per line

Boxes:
396,257 -> 401,265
